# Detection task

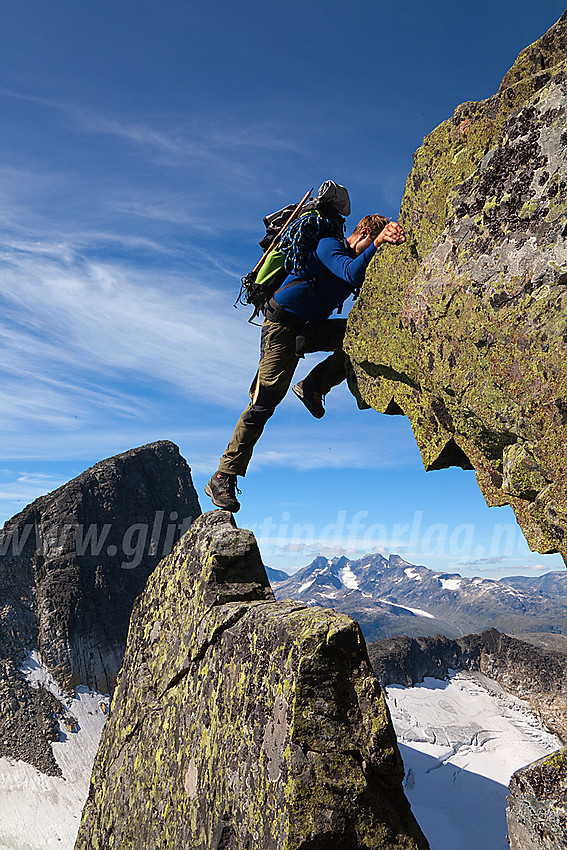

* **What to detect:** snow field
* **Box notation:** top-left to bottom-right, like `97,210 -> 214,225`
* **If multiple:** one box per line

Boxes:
0,651 -> 108,850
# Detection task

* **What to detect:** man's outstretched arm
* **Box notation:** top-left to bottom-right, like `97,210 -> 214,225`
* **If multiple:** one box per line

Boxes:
315,220 -> 406,288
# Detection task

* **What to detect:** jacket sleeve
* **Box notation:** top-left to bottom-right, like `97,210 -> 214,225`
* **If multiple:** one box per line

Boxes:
314,238 -> 377,289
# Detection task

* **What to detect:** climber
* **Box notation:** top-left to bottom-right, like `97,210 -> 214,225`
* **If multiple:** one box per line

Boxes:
205,211 -> 405,512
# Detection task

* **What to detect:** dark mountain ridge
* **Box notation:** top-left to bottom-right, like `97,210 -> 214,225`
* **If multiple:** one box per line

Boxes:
368,628 -> 567,743
0,440 -> 200,774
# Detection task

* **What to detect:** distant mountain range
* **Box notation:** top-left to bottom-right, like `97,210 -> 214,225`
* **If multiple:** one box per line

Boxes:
266,555 -> 567,641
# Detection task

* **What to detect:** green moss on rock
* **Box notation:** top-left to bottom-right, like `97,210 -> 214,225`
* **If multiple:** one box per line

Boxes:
543,748 -> 567,771
507,745 -> 567,848
75,512 -> 428,850
345,13 -> 567,562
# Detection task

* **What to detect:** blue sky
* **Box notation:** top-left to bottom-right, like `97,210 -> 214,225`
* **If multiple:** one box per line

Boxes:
1,1 -> 565,578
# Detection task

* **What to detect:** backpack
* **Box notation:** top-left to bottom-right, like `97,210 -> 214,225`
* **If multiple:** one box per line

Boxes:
235,181 -> 350,322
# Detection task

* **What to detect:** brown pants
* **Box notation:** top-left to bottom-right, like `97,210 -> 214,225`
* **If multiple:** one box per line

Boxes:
218,318 -> 347,476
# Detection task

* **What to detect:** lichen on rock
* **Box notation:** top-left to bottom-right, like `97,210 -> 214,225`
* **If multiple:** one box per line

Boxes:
75,511 -> 428,850
345,12 -> 567,561
507,745 -> 567,848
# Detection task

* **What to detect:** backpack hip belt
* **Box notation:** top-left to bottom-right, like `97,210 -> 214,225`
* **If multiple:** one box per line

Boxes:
263,297 -> 306,330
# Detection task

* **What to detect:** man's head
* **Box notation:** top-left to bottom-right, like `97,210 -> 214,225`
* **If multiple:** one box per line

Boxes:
348,214 -> 389,254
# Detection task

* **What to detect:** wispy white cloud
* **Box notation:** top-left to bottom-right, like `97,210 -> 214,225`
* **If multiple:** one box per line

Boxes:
0,89 -> 315,277
108,196 -> 220,232
457,557 -> 560,575
2,88 -> 302,172
494,563 -> 557,574
73,112 -> 302,170
0,472 -> 67,505
0,164 -> 65,236
0,235 -> 260,468
1,249 -> 256,395
458,556 -> 509,568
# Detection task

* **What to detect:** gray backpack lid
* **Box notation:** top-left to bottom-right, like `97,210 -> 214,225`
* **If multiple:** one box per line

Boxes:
316,180 -> 351,217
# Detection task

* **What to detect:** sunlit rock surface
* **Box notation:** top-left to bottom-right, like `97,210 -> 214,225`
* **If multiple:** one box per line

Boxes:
345,12 -> 567,562
76,511 -> 428,850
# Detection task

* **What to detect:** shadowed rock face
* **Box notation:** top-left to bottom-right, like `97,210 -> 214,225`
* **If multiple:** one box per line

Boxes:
345,12 -> 567,562
0,661 -> 63,776
507,748 -> 567,849
0,440 -> 200,774
0,440 -> 200,695
76,511 -> 429,850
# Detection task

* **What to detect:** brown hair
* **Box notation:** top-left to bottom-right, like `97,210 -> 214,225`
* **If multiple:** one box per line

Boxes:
353,214 -> 389,238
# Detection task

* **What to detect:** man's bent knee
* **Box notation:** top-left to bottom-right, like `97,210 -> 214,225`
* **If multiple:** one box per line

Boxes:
242,402 -> 276,429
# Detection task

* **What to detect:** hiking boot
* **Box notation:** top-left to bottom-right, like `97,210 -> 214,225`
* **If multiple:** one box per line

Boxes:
292,380 -> 325,419
205,471 -> 241,512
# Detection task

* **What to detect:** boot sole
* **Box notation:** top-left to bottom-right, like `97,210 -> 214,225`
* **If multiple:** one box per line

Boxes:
292,384 -> 325,419
204,483 -> 240,513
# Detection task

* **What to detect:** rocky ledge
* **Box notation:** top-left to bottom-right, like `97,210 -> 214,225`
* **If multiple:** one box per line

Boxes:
76,511 -> 429,850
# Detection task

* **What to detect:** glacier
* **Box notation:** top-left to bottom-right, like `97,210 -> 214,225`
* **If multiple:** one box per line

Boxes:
386,671 -> 561,850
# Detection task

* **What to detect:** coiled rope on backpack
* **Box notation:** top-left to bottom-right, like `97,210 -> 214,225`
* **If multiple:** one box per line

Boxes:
234,186 -> 348,319
278,208 -> 344,278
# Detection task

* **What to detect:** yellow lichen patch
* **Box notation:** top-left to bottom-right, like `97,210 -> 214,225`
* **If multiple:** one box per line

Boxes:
345,15 -> 567,565
75,513 -> 428,849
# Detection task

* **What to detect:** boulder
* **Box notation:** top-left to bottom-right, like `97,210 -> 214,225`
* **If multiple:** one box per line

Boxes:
345,12 -> 567,561
507,747 -> 567,848
76,511 -> 428,850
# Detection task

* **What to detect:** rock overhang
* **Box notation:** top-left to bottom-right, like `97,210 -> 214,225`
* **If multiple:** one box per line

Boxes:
345,12 -> 567,563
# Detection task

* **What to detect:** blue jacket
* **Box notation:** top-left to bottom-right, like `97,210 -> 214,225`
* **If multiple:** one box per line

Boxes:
272,236 -> 376,323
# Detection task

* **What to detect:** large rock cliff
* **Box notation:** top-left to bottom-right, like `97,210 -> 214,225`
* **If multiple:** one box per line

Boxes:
345,12 -> 567,561
0,440 -> 199,774
76,511 -> 429,850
